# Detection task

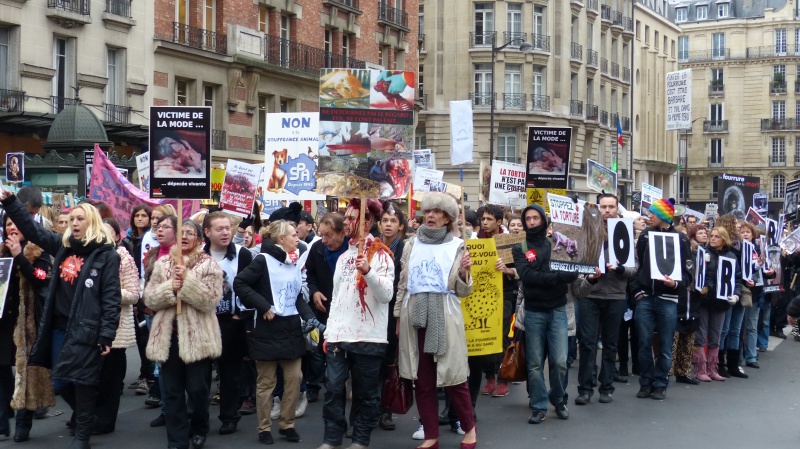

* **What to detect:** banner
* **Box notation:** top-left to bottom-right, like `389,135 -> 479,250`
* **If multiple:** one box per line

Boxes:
149,106 -> 212,199
462,238 -> 503,356
587,159 -> 617,194
411,180 -> 462,204
84,150 -> 94,198
785,179 -> 800,221
525,126 -> 571,189
717,173 -> 761,220
218,159 -> 263,218
607,218 -> 635,267
5,152 -> 23,183
450,100 -> 474,165
136,152 -> 150,193
317,68 -> 414,199
262,112 -> 324,200
716,255 -> 736,300
547,193 -> 600,274
413,149 -> 433,169
89,146 -> 199,233
488,160 -> 526,208
0,258 -> 12,319
641,183 -> 662,218
648,232 -> 682,281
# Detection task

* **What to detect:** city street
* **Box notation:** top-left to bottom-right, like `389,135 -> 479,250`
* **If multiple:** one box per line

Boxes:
2,331 -> 799,449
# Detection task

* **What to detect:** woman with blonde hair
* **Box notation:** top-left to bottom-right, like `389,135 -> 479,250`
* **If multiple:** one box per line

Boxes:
0,190 -> 121,449
145,219 -> 223,449
715,214 -> 745,378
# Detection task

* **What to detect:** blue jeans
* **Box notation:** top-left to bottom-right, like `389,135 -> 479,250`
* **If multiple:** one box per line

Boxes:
634,296 -> 677,388
758,299 -> 771,349
721,303 -> 746,350
524,306 -> 568,411
744,304 -> 760,363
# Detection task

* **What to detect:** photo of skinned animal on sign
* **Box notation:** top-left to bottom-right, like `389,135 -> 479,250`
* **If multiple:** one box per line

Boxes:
547,193 -> 604,274
149,106 -> 212,199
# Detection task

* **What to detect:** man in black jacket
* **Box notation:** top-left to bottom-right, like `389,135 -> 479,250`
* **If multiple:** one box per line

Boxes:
512,204 -> 578,425
629,199 -> 693,401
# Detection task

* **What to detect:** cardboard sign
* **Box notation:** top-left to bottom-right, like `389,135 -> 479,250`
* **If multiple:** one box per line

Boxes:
462,238 -> 503,356
641,183 -> 662,218
52,193 -> 66,215
526,126 -> 571,189
0,258 -> 13,319
5,152 -> 23,183
695,246 -> 707,290
745,207 -> 765,227
587,159 -> 617,194
218,159 -> 263,218
136,152 -> 150,193
547,193 -> 600,274
648,232 -> 682,281
785,179 -> 800,221
494,232 -> 525,263
741,240 -> 755,282
716,255 -> 736,300
262,112 -> 324,200
149,106 -> 212,199
526,188 -> 566,216
607,218 -> 635,268
489,160 -> 526,208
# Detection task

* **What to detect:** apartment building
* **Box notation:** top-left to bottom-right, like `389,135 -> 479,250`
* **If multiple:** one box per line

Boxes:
678,0 -> 797,216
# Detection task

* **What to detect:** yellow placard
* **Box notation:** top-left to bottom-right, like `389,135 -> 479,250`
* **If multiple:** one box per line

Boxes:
527,188 -> 566,215
461,238 -> 504,356
211,168 -> 226,192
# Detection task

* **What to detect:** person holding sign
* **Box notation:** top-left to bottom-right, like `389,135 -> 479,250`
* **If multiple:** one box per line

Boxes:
740,222 -> 774,370
144,219 -> 223,449
571,194 -> 634,405
693,227 -> 741,382
512,204 -> 578,424
716,214 -> 748,379
0,191 -> 121,449
629,199 -> 693,400
395,192 -> 476,449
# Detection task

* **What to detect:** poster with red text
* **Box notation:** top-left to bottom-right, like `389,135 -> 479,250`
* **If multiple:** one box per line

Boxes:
218,159 -> 263,218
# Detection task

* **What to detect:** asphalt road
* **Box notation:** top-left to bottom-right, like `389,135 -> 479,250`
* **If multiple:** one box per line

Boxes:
2,331 -> 799,449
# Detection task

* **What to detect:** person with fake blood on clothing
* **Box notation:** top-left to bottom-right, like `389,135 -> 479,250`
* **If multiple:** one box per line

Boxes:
317,199 -> 395,449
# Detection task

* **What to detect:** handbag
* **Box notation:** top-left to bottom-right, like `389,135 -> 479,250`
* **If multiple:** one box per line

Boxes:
381,351 -> 414,414
741,287 -> 753,308
498,335 -> 527,383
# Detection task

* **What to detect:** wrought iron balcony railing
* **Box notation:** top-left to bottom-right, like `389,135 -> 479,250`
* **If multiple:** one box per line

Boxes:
212,129 -> 226,151
503,93 -> 526,110
571,42 -> 583,60
172,22 -> 227,55
611,62 -> 620,78
469,31 -> 496,48
601,4 -> 611,21
709,83 -> 724,96
378,4 -> 408,28
761,118 -> 796,130
531,34 -> 551,52
504,32 -> 527,48
0,89 -> 25,113
586,104 -> 599,121
570,99 -> 583,117
531,94 -> 550,112
104,103 -> 131,123
265,36 -> 366,75
469,92 -> 494,108
48,0 -> 90,15
587,49 -> 598,67
51,96 -> 80,114
703,120 -> 728,132
600,58 -> 608,74
105,0 -> 131,17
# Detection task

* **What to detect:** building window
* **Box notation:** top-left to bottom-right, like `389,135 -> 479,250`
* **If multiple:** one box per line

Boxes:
795,138 -> 800,164
717,2 -> 729,18
598,138 -> 606,166
504,64 -> 522,94
257,94 -> 268,135
773,174 -> 786,198
533,66 -> 545,96
654,31 -> 659,49
774,64 -> 786,77
258,5 -> 268,32
712,175 -> 719,198
710,103 -> 723,122
474,3 -> 494,46
712,32 -> 725,59
415,133 -> 427,150
419,6 -> 424,36
711,68 -> 723,83
418,65 -> 424,100
280,99 -> 289,112
52,37 -> 75,112
378,45 -> 387,67
697,5 -> 707,19
175,79 -> 187,106
106,48 -> 120,106
635,20 -> 640,40
671,40 -> 675,58
342,34 -> 350,60
710,139 -> 723,164
776,29 -> 788,55
644,25 -> 650,45
773,101 -> 786,119
678,36 -> 689,61
663,36 -> 668,54
533,6 -> 545,37
204,0 -> 215,31
203,85 -> 214,108
280,14 -> 290,60
497,127 -> 518,163
323,29 -> 332,66
0,28 -> 7,90
773,138 -> 786,163
474,63 -> 491,105
176,0 -> 189,25
507,3 -> 522,38
676,7 -> 687,22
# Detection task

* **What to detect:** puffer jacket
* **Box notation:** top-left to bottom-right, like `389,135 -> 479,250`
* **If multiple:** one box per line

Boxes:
112,246 -> 141,349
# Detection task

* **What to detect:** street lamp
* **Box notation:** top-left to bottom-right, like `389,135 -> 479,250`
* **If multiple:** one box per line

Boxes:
489,39 -> 534,163
678,116 -> 706,204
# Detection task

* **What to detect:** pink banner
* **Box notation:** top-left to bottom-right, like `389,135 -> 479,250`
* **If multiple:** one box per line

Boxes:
89,145 -> 199,232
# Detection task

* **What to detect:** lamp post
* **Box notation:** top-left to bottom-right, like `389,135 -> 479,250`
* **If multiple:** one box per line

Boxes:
677,116 -> 706,204
489,39 -> 534,163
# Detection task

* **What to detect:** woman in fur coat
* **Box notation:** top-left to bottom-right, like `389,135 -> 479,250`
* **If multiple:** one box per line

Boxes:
144,219 -> 223,449
0,215 -> 54,442
91,218 -> 141,434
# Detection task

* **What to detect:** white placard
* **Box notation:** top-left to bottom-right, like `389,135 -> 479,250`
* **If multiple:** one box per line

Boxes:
648,231 -> 682,281
716,255 -> 736,300
766,219 -> 779,246
450,100 -> 474,165
413,168 -> 444,193
741,240 -> 755,282
136,152 -> 150,193
548,193 -> 585,226
607,218 -> 635,267
695,246 -> 707,290
488,160 -> 527,208
666,68 -> 692,130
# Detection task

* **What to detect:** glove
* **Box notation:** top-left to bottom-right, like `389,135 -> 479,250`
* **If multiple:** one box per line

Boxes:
239,216 -> 254,231
614,264 -> 626,275
700,287 -> 709,296
302,317 -> 326,334
727,295 -> 739,306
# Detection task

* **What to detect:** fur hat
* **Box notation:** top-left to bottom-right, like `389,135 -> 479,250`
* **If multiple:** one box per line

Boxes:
421,192 -> 459,224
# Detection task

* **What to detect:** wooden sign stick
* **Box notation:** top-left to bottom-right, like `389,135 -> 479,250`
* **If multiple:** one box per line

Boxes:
461,188 -> 468,240
174,199 -> 183,314
358,196 -> 366,255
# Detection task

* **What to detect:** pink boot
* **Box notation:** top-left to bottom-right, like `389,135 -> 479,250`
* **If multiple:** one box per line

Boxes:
707,347 -> 726,381
692,347 -> 711,382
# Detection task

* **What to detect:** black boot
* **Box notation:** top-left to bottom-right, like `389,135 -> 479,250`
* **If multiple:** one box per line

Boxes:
717,350 -> 731,378
72,385 -> 98,447
727,349 -> 749,378
67,439 -> 91,449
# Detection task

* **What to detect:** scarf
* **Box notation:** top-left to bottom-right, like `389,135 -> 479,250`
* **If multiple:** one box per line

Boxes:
324,237 -> 350,273
411,225 -> 452,356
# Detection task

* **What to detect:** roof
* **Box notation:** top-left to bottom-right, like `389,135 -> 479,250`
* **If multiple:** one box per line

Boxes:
42,104 -> 112,150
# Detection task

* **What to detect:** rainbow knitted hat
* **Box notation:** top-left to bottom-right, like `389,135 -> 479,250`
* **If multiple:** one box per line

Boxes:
649,198 -> 675,223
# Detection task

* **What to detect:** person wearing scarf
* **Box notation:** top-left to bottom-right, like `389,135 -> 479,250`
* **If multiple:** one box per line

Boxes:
395,192 -> 476,449
0,191 -> 121,449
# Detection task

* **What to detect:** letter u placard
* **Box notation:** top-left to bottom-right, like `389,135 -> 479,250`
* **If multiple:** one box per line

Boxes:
648,232 -> 682,281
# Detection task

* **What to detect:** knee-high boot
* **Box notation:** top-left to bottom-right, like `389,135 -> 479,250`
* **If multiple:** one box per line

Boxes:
692,347 -> 711,382
707,347 -> 726,381
727,349 -> 748,378
717,349 -> 730,378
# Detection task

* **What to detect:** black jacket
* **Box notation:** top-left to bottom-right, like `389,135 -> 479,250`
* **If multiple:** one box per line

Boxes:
1,195 -> 121,386
630,225 -> 693,302
203,241 -> 253,317
234,241 -> 314,361
699,245 -> 742,311
306,239 -> 335,324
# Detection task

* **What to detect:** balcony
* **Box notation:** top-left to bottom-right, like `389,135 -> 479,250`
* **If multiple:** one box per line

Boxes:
531,34 -> 551,52
172,22 -> 227,55
771,81 -> 787,94
600,110 -> 609,126
587,0 -> 599,18
678,51 -> 688,63
570,99 -> 584,117
531,94 -> 550,112
622,116 -> 630,131
611,10 -> 624,29
48,0 -> 90,15
796,81 -> 800,93
611,62 -> 620,78
503,93 -> 526,110
622,16 -> 634,34
469,31 -> 495,48
378,4 -> 409,30
600,57 -> 608,74
469,92 -> 494,108
611,112 -> 620,127
761,118 -> 796,131
51,96 -> 80,114
255,134 -> 265,154
746,45 -> 800,59
703,120 -> 728,133
265,36 -> 366,75
104,0 -> 130,17
104,104 -> 131,123
324,0 -> 361,13
587,49 -> 598,67
571,42 -> 583,61
212,129 -> 226,151
601,4 -> 611,22
504,32 -> 527,48
709,157 -> 723,168
770,156 -> 787,167
622,67 -> 631,83
684,48 -> 731,62
586,104 -> 599,121
0,90 -> 25,113
709,82 -> 724,96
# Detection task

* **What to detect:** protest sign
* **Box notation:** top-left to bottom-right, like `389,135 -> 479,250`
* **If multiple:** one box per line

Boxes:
317,69 -> 414,199
764,245 -> 783,292
262,112 -> 324,200
716,256 -> 736,300
462,238 -> 503,356
717,173 -> 760,221
149,106 -> 212,199
52,193 -> 66,215
413,149 -> 433,169
479,160 -> 491,203
741,240 -> 755,282
0,258 -> 13,319
785,179 -> 800,221
587,159 -> 617,194
5,152 -> 23,183
745,207 -> 765,228
412,180 -> 462,204
683,207 -> 704,223
413,168 -> 443,193
547,193 -> 601,274
494,232 -> 525,263
526,126 -> 571,189
527,188 -> 566,216
136,152 -> 150,193
84,150 -> 94,198
648,232 -> 682,281
780,227 -> 800,254
666,68 -> 692,130
218,159 -> 263,217
695,246 -> 707,290
607,218 -> 635,268
766,219 -> 779,246
450,100 -> 474,165
641,183 -> 662,218
489,160 -> 526,208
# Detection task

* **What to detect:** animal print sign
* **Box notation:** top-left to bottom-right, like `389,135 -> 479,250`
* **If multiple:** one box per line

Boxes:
461,238 -> 504,356
218,159 -> 262,218
262,113 -> 324,201
149,106 -> 212,199
547,193 -> 599,274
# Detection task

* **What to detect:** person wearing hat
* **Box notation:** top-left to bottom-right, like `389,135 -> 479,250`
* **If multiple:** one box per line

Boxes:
298,211 -> 320,247
629,198 -> 693,400
513,203 -> 578,425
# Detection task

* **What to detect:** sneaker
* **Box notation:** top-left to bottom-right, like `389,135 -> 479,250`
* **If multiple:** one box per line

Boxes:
757,347 -> 767,352
295,394 -> 308,418
527,410 -> 546,424
306,389 -> 319,404
271,397 -> 281,420
135,379 -> 150,396
480,378 -> 496,395
599,393 -> 613,403
597,341 -> 603,350
145,396 -> 161,408
450,421 -> 465,435
491,382 -> 509,397
239,398 -> 256,415
636,385 -> 653,399
259,431 -> 274,445
574,394 -> 590,405
613,373 -> 629,383
650,387 -> 666,400
378,412 -> 395,430
412,425 -> 424,440
554,403 -> 569,420
279,428 -> 301,442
